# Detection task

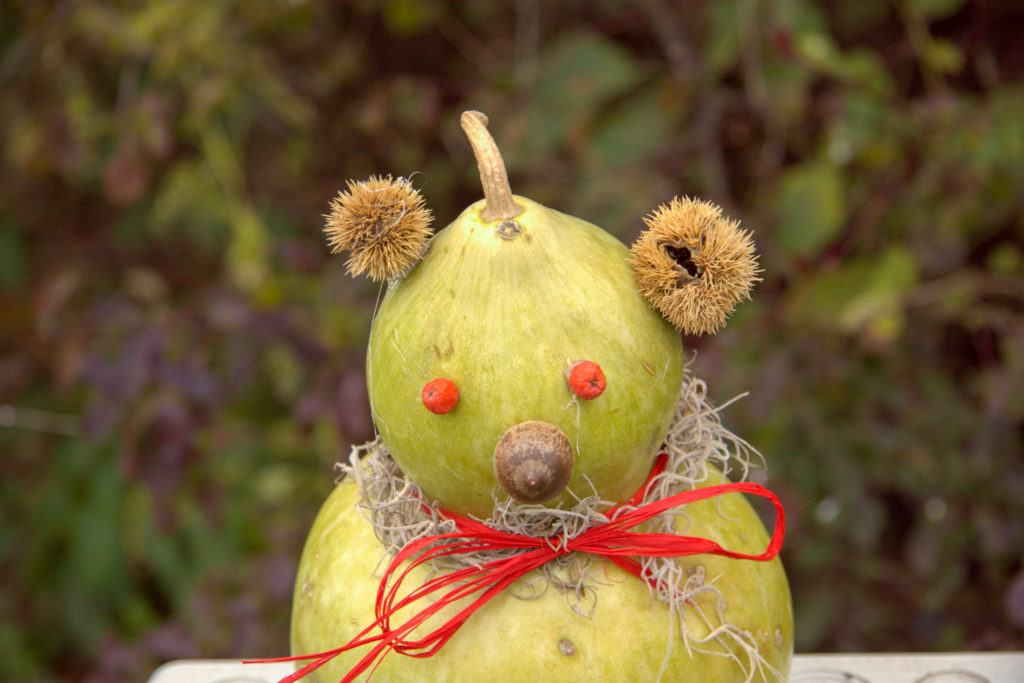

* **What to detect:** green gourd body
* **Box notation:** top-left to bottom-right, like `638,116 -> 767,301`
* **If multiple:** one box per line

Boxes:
367,196 -> 685,517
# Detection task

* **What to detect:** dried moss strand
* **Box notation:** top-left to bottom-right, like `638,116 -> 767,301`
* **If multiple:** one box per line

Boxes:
459,111 -> 523,222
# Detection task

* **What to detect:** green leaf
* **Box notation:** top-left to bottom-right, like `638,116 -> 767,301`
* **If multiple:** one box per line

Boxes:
150,160 -> 232,246
986,243 -> 1024,276
795,33 -> 893,95
585,89 -> 671,168
922,37 -> 964,75
0,220 -> 27,291
227,204 -> 269,293
788,245 -> 919,339
775,0 -> 829,33
382,0 -> 442,35
774,161 -> 847,258
264,343 -> 304,403
568,167 -> 669,241
976,89 -> 1024,181
760,59 -> 816,128
0,620 -> 41,680
704,0 -> 742,74
837,247 -> 918,334
824,93 -> 899,167
522,31 -> 640,159
907,0 -> 968,21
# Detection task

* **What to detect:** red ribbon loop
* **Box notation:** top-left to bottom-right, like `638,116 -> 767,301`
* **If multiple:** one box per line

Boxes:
247,457 -> 785,683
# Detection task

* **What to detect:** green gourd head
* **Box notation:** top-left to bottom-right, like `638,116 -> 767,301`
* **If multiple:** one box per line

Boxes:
326,111 -> 758,517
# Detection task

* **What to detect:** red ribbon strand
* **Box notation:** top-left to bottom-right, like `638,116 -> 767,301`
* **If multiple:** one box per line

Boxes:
246,455 -> 785,683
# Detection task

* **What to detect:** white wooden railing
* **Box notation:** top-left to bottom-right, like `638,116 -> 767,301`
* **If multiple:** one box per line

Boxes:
149,652 -> 1024,682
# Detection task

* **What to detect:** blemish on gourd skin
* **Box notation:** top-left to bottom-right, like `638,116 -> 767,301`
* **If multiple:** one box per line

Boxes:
299,579 -> 315,612
685,564 -> 706,591
496,220 -> 521,240
432,340 -> 454,360
388,335 -> 410,364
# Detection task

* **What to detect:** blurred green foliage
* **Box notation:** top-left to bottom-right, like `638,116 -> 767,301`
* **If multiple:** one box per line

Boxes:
1,1 -> 1022,680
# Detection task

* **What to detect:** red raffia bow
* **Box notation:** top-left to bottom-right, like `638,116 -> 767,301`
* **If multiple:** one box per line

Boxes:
246,454 -> 785,683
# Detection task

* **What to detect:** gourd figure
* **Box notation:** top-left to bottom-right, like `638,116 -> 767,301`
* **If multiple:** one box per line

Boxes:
288,112 -> 793,682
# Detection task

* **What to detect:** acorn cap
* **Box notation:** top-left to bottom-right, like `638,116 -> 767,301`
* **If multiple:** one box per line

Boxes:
493,421 -> 574,504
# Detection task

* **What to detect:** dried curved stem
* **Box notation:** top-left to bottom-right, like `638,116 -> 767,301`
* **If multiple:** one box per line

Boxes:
460,111 -> 524,222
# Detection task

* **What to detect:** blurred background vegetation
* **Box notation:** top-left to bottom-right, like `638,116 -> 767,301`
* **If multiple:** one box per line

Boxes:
1,0 -> 1022,680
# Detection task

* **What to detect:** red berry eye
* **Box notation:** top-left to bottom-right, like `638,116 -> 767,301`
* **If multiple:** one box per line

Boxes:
567,360 -> 605,400
422,378 -> 459,414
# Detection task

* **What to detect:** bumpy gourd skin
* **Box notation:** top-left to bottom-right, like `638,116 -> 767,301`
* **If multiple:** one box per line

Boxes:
367,196 -> 685,517
291,473 -> 794,682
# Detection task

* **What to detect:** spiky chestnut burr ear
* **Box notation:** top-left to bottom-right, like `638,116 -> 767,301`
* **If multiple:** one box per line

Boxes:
630,197 -> 760,335
324,175 -> 433,281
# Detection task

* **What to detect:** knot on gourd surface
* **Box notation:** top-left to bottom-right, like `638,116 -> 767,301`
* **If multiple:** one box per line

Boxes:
493,421 -> 574,504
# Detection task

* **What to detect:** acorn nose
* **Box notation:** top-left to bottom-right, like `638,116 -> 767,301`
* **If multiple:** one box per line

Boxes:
493,421 -> 574,504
